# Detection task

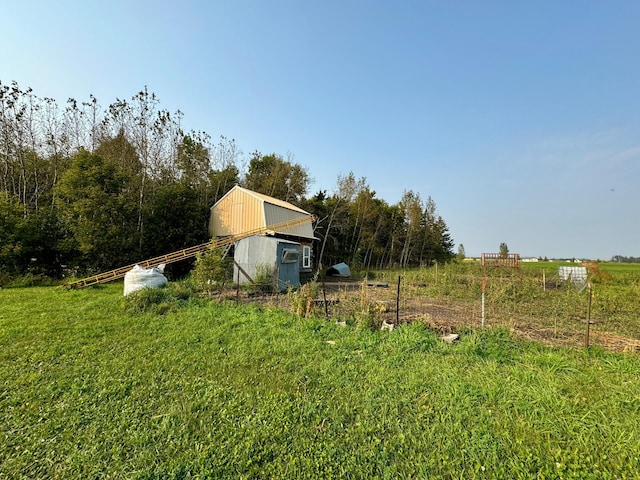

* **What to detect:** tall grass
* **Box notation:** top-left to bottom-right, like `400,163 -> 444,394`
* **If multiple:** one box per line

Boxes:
1,284 -> 640,478
364,261 -> 640,343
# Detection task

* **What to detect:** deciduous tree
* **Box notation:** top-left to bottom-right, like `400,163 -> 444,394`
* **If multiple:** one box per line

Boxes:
55,150 -> 138,270
244,152 -> 310,204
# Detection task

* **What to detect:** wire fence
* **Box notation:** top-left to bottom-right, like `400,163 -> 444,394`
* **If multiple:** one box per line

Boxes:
231,266 -> 640,353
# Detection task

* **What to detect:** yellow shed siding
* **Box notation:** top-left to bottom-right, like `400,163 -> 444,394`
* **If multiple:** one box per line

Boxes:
210,188 -> 265,237
209,186 -> 314,239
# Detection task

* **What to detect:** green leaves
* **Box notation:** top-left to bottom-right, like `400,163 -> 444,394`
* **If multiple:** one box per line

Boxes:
192,244 -> 230,294
244,152 -> 310,205
55,150 -> 137,270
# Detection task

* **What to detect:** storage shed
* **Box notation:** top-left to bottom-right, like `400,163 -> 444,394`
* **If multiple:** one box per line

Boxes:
234,236 -> 301,290
210,186 -> 315,272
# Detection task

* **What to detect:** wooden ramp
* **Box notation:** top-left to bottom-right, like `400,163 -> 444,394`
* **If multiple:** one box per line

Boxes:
64,216 -> 314,289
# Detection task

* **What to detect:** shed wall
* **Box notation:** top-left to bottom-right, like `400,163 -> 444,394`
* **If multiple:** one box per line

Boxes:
275,241 -> 301,288
210,188 -> 265,237
233,236 -> 301,290
234,236 -> 276,283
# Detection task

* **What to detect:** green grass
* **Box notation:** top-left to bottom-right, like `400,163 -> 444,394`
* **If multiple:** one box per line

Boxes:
521,260 -> 640,277
2,284 -> 640,479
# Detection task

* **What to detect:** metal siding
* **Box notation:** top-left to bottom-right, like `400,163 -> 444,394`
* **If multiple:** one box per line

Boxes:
242,191 -> 265,233
234,236 -> 277,285
234,237 -> 256,284
210,186 -> 314,239
244,188 -> 310,214
211,187 -> 265,236
264,205 -> 315,239
233,236 -> 302,290
210,188 -> 239,236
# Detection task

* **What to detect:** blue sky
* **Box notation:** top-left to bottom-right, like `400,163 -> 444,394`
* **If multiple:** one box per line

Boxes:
3,0 -> 639,259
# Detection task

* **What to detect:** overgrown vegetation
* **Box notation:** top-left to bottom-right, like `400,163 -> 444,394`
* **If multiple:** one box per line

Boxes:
191,244 -> 230,295
289,281 -> 320,319
123,288 -> 177,315
2,284 -> 639,478
253,263 -> 277,293
358,261 -> 640,345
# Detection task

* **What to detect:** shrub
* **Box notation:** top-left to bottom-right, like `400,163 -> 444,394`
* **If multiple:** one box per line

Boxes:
5,273 -> 55,288
363,270 -> 376,280
289,281 -> 320,318
192,245 -> 229,295
123,287 -> 176,315
253,263 -> 276,293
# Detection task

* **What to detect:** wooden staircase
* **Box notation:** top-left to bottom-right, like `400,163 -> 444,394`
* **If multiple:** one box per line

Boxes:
64,216 -> 314,289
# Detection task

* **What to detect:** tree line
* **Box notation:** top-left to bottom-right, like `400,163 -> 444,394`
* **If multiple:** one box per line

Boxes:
610,255 -> 640,264
0,81 -> 454,283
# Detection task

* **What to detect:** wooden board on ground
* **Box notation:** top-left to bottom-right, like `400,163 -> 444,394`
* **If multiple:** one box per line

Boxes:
367,282 -> 389,288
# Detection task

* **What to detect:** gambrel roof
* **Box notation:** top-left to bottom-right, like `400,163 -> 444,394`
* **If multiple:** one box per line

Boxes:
209,186 -> 315,240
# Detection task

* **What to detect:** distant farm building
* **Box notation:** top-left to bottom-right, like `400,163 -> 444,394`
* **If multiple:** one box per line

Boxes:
209,186 -> 316,289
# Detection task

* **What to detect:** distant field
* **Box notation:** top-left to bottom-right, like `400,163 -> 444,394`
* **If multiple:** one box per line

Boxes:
599,262 -> 640,275
521,260 -> 640,275
1,284 -> 640,478
520,260 -> 583,272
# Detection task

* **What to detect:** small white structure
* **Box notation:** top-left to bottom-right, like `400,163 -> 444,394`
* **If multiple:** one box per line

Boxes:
558,266 -> 587,287
123,264 -> 167,296
326,262 -> 351,277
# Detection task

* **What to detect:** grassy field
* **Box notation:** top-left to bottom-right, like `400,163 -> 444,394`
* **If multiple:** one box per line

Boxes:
519,260 -> 640,278
1,283 -> 640,479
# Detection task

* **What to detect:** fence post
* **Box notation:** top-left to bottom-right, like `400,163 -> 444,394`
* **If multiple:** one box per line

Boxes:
481,278 -> 486,328
321,273 -> 329,319
396,275 -> 401,325
585,282 -> 593,348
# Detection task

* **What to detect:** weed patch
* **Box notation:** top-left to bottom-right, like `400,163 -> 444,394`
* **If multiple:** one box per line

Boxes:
122,284 -> 197,314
